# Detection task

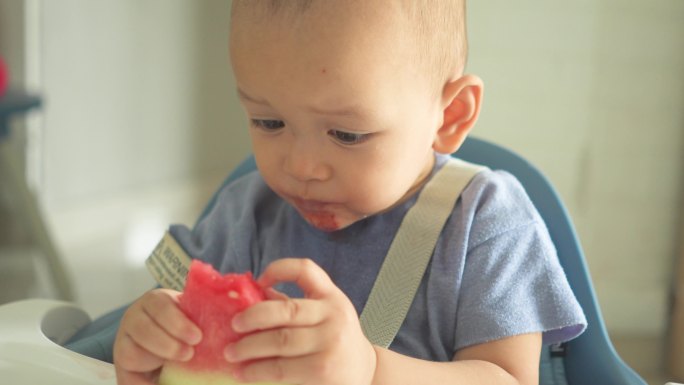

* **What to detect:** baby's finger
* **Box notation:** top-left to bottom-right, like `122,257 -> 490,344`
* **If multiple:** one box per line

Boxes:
143,290 -> 202,345
115,368 -> 157,385
113,333 -> 164,373
126,308 -> 194,361
235,355 -> 318,385
225,326 -> 323,362
258,258 -> 338,300
232,297 -> 326,333
264,287 -> 289,300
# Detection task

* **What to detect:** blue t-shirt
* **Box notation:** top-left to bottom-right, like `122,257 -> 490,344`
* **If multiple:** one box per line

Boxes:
170,153 -> 586,362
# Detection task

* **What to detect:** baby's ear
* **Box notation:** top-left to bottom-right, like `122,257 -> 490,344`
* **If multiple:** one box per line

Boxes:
433,75 -> 484,154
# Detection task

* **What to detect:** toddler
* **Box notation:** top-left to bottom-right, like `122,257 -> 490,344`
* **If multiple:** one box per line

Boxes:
113,1 -> 586,384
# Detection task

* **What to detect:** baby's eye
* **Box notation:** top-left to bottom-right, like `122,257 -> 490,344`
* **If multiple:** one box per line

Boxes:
251,119 -> 285,131
327,129 -> 369,145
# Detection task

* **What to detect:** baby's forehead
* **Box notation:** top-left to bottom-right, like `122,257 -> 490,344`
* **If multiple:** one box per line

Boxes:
231,0 -> 468,85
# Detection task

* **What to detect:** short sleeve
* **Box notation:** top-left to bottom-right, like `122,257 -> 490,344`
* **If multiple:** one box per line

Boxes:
454,172 -> 586,350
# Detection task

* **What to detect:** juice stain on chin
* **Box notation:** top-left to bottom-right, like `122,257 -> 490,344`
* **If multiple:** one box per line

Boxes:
306,212 -> 339,232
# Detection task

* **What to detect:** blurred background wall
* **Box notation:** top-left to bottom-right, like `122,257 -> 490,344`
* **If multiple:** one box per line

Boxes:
468,1 -> 684,336
0,0 -> 246,314
0,0 -> 683,350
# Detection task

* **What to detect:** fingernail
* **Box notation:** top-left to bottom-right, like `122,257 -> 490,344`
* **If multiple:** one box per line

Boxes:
180,345 -> 194,361
188,329 -> 202,345
231,367 -> 245,381
224,344 -> 239,363
231,315 -> 245,333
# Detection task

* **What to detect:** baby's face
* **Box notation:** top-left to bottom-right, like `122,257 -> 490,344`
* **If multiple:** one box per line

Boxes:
230,3 -> 444,231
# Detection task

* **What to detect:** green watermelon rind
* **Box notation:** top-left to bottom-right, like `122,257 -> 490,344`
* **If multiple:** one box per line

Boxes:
159,362 -> 286,385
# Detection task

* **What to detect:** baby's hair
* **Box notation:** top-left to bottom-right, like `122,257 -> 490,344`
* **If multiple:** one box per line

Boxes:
231,0 -> 468,94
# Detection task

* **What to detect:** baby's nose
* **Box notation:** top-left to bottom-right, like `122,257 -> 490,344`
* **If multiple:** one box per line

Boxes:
283,145 -> 332,182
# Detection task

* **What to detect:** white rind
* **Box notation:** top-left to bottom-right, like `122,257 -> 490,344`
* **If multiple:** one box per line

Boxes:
159,364 -> 286,385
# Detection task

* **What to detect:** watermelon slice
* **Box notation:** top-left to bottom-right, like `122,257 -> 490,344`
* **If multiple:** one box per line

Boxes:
159,260 -> 282,385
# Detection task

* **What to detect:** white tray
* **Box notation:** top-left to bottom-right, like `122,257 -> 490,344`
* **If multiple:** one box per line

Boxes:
0,299 -> 116,384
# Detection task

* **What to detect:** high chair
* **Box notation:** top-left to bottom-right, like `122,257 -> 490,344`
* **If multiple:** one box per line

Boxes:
0,137 -> 647,385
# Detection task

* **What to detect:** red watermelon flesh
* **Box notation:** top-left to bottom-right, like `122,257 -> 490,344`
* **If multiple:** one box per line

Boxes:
0,56 -> 8,97
159,259 -> 272,385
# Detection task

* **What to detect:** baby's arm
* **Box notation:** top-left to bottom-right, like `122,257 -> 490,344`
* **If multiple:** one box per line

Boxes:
372,332 -> 541,385
226,258 -> 540,385
113,289 -> 202,385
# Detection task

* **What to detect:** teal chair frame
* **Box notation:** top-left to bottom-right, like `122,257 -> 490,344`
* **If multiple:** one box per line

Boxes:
66,137 -> 646,385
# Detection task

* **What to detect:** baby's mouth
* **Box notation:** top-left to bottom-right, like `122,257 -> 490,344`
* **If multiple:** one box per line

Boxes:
291,198 -> 340,231
303,210 -> 339,232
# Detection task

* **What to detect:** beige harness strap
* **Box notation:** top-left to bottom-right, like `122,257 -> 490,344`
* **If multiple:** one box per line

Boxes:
359,158 -> 486,348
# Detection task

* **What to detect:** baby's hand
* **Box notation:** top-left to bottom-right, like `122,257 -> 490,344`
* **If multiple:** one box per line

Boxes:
113,289 -> 202,385
224,258 -> 377,385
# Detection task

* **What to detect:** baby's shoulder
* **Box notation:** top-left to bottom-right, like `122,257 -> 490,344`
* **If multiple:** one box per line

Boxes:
456,168 -> 544,242
463,168 -> 531,204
